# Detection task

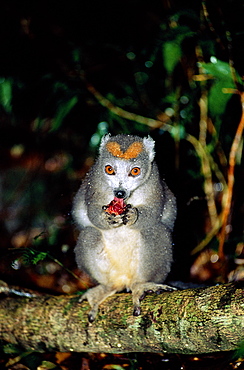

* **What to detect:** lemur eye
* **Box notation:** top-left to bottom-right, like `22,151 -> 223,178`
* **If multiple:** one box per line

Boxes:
105,165 -> 115,175
130,167 -> 141,176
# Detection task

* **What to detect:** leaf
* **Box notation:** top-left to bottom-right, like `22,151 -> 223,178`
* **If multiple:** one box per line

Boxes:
3,343 -> 22,354
201,59 -> 242,132
162,27 -> 195,75
22,248 -> 48,265
0,78 -> 12,113
50,95 -> 78,132
38,361 -> 57,370
163,41 -> 182,75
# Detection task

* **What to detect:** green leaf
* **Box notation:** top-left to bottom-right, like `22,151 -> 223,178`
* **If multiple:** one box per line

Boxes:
40,361 -> 57,369
50,95 -> 78,132
22,248 -> 48,265
201,59 -> 242,132
163,41 -> 182,75
3,343 -> 21,354
162,28 -> 195,75
0,78 -> 12,113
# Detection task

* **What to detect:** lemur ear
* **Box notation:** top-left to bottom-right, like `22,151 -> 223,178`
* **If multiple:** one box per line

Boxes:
99,134 -> 111,153
143,136 -> 155,162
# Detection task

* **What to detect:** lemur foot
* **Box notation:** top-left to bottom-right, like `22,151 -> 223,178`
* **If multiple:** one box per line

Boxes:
131,282 -> 177,316
79,285 -> 116,322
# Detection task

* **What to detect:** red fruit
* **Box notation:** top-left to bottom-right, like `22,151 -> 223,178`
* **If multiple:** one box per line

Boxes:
105,197 -> 126,215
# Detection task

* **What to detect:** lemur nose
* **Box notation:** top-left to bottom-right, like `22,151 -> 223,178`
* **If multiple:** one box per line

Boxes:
114,190 -> 126,199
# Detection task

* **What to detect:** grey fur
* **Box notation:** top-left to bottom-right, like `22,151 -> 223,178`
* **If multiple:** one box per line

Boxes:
73,134 -> 177,321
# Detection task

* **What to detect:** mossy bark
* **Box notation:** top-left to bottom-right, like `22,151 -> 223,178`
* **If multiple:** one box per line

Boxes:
0,283 -> 244,354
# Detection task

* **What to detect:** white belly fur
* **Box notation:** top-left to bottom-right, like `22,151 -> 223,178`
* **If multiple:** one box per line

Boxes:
97,226 -> 142,291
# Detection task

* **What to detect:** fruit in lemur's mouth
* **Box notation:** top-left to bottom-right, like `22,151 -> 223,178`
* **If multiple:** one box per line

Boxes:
104,197 -> 126,215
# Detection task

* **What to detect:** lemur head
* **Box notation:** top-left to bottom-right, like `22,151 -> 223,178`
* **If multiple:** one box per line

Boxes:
98,134 -> 155,199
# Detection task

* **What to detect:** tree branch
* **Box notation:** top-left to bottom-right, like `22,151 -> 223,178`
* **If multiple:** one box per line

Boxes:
0,283 -> 244,354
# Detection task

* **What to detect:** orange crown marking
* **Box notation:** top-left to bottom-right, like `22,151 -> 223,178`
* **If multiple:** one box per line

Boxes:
106,141 -> 143,159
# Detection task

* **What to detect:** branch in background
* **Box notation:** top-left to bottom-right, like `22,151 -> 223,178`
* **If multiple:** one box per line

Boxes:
201,1 -> 226,52
85,80 -> 172,130
198,92 -> 218,227
218,95 -> 244,259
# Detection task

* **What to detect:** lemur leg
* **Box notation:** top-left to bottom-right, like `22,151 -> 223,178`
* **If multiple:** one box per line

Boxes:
131,282 -> 177,316
79,285 -> 116,322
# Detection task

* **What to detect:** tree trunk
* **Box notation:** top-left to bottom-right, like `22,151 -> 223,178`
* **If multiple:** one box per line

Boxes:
0,283 -> 243,354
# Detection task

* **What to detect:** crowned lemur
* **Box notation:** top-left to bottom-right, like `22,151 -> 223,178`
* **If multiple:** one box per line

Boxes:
73,134 -> 177,322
